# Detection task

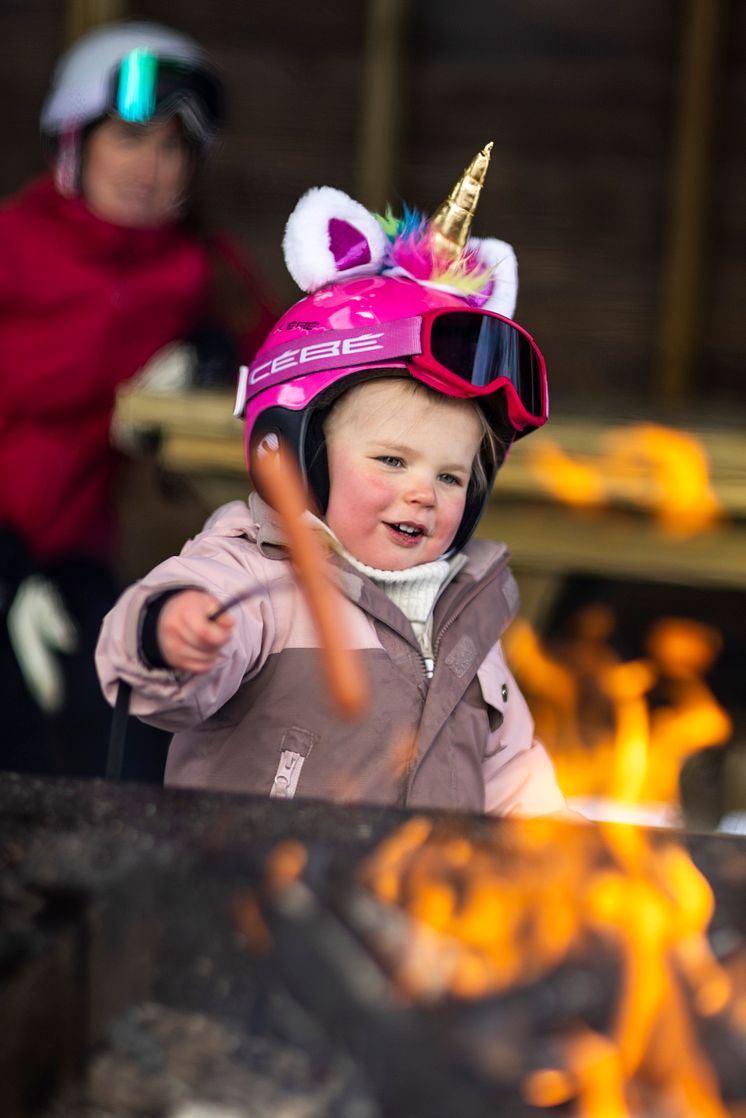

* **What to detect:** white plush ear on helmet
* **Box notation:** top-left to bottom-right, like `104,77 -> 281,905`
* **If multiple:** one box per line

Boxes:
469,237 -> 519,318
282,186 -> 388,293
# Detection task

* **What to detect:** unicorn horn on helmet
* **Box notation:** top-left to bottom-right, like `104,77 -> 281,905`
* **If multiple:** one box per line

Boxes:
429,141 -> 494,261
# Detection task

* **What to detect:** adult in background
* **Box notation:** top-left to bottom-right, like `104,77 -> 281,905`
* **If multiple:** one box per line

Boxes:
0,21 -> 276,779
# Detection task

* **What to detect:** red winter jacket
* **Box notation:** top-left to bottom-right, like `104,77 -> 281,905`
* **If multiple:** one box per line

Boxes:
0,176 -> 274,561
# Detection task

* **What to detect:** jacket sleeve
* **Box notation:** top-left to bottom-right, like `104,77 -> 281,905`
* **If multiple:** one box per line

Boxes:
95,531 -> 277,732
478,642 -> 567,816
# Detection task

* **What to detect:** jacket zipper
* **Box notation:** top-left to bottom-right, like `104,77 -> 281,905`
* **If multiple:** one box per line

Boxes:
432,556 -> 510,664
402,555 -> 510,801
270,749 -> 306,799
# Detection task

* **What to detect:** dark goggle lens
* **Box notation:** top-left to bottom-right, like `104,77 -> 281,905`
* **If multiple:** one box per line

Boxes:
429,312 -> 543,416
114,49 -> 224,135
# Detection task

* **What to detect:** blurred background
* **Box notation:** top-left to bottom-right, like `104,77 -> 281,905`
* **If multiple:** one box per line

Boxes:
2,0 -> 744,825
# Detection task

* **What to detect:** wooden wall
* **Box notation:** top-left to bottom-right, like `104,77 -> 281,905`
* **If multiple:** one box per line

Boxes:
2,0 -> 743,418
2,1 -> 64,190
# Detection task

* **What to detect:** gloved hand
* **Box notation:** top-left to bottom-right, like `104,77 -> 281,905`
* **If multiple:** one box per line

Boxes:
110,340 -> 196,454
7,574 -> 78,713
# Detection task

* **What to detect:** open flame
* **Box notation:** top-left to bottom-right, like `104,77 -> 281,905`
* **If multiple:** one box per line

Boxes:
353,609 -> 738,1113
355,815 -> 741,1115
526,422 -> 721,537
505,610 -> 732,813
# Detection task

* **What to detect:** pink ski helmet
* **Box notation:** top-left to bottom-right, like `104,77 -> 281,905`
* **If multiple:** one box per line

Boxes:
234,146 -> 549,553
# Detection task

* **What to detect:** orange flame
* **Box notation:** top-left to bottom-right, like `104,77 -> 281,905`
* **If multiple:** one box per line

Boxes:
526,423 -> 721,537
357,814 -> 739,1116
354,605 -> 737,1114
528,442 -> 607,508
604,425 -> 721,537
524,1031 -> 627,1115
505,611 -> 732,809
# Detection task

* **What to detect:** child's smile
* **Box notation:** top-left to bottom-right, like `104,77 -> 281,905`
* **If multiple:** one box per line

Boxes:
385,520 -> 427,545
324,380 -> 483,570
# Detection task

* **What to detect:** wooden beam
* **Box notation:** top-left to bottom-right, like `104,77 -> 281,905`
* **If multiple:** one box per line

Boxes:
654,0 -> 724,401
65,0 -> 126,45
355,0 -> 410,210
477,503 -> 746,592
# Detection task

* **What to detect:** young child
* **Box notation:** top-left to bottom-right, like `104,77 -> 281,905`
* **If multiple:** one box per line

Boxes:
96,146 -> 566,816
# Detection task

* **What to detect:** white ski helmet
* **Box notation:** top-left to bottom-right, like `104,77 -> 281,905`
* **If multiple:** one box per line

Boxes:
41,21 -> 225,193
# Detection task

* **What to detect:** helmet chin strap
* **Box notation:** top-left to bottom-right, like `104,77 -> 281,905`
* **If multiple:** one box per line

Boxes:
53,128 -> 81,197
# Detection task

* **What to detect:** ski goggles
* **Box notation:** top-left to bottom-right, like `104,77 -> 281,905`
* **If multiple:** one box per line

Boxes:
410,308 -> 548,434
236,307 -> 548,436
110,49 -> 224,143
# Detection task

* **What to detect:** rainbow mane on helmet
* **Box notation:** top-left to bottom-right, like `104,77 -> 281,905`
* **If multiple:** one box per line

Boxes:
281,142 -> 520,318
375,205 -> 495,301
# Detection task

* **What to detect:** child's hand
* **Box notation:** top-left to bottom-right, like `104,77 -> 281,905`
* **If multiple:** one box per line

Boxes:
157,590 -> 234,673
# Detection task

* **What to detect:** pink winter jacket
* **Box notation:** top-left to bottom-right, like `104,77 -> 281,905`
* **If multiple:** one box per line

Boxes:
96,494 -> 565,816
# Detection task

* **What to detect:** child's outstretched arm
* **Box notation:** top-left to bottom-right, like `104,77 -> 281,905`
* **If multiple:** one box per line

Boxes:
97,561 -> 269,732
156,589 -> 234,674
96,502 -> 279,731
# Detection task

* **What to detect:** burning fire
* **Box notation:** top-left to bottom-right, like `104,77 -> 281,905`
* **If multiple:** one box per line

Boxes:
505,610 -> 732,811
351,589 -> 737,1111
526,422 -> 721,536
348,597 -> 739,1114
507,420 -> 729,813
356,812 -> 741,1115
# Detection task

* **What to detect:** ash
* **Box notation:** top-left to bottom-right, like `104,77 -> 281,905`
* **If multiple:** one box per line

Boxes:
44,1001 -> 382,1118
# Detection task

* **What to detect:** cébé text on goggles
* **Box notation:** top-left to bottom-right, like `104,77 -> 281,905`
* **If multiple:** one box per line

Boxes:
248,330 -> 390,384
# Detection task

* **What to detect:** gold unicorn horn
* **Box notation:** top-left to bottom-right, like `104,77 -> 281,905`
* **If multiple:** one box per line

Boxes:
429,142 -> 493,262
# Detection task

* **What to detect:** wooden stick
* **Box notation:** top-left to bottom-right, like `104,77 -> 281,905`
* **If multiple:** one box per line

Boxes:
253,445 -> 369,718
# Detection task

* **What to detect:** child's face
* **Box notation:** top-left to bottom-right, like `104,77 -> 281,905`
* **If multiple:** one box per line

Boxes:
324,380 -> 483,570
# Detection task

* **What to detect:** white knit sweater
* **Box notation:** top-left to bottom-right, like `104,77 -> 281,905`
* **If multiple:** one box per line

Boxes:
340,547 -> 464,674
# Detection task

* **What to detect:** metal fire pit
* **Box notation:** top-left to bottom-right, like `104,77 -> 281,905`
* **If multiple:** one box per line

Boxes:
2,772 -> 746,1118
